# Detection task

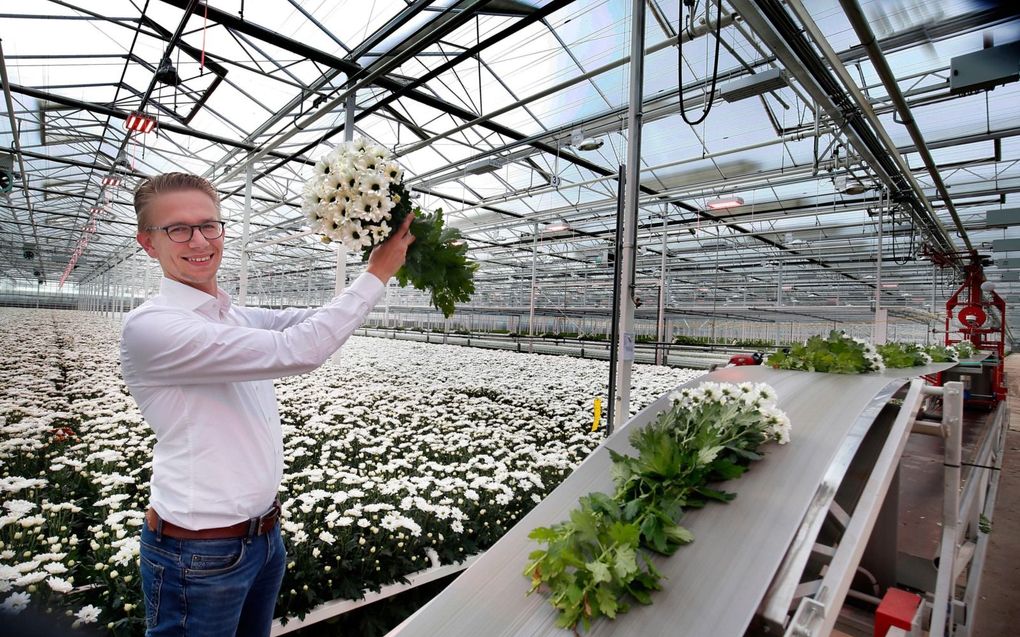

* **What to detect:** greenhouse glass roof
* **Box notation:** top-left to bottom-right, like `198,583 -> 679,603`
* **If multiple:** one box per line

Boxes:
2,0 -> 1019,328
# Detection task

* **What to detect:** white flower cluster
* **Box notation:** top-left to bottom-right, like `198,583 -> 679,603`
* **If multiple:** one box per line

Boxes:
301,138 -> 405,252
671,381 -> 792,444
851,336 -> 885,372
951,342 -> 977,359
1,307 -> 704,625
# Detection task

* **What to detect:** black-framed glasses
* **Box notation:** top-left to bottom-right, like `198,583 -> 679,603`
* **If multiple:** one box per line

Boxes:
147,221 -> 225,243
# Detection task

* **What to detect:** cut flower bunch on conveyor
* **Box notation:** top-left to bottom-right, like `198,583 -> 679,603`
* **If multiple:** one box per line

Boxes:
951,341 -> 978,358
766,331 -> 978,374
924,344 -> 959,363
766,330 -> 885,373
523,382 -> 791,632
877,342 -> 933,368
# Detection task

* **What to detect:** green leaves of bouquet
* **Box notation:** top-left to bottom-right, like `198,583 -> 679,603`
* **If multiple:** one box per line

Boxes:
371,182 -> 477,318
302,138 -> 477,317
766,330 -> 884,374
924,344 -> 958,363
877,342 -> 932,368
953,341 -> 978,359
523,382 -> 790,632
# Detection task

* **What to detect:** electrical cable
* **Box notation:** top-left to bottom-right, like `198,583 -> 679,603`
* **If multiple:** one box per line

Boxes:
891,206 -> 916,266
678,0 -> 723,127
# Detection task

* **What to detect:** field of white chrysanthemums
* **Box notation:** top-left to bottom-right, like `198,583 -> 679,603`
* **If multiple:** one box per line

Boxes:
0,307 -> 701,634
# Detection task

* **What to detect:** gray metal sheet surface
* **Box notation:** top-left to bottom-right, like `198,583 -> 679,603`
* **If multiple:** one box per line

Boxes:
390,366 -> 941,637
878,361 -> 959,379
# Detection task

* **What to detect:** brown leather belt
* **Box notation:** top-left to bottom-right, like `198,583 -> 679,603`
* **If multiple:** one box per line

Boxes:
145,500 -> 281,540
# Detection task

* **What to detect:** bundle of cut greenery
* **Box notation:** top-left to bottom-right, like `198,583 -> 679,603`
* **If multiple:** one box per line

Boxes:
766,330 -> 883,374
924,344 -> 958,363
953,341 -> 978,358
877,342 -> 933,368
523,382 -> 790,632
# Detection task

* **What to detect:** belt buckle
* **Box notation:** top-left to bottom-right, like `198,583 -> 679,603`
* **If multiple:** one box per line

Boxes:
255,501 -> 280,535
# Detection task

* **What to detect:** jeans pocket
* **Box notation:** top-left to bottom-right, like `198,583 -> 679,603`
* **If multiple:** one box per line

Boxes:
186,538 -> 246,577
140,554 -> 164,629
141,538 -> 178,561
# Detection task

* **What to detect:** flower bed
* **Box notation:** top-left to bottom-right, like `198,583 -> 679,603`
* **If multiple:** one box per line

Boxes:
0,308 -> 700,633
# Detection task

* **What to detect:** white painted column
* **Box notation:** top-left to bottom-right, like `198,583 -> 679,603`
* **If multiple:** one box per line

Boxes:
238,163 -> 253,306
872,190 -> 887,344
334,94 -> 357,297
655,214 -> 667,365
528,221 -> 538,350
612,0 -> 646,425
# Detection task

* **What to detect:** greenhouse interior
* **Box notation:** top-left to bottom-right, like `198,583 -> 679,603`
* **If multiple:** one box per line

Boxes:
2,0 -> 1019,635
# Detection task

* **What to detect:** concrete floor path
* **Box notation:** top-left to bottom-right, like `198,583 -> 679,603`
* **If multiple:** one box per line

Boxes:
971,353 -> 1020,636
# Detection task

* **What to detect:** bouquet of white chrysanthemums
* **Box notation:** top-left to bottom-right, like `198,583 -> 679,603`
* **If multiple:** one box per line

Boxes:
302,138 -> 476,317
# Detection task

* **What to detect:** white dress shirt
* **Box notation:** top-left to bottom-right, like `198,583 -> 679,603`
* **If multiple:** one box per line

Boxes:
121,273 -> 384,530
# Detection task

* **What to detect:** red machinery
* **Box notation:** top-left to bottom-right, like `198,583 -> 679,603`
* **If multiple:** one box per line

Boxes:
944,262 -> 1007,403
728,352 -> 764,366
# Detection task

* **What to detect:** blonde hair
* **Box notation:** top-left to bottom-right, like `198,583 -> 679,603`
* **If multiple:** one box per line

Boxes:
134,172 -> 220,230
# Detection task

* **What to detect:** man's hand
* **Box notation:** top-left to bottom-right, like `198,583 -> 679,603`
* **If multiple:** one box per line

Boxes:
366,213 -> 415,284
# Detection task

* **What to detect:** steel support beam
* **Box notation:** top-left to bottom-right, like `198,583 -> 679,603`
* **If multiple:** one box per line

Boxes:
727,0 -> 959,262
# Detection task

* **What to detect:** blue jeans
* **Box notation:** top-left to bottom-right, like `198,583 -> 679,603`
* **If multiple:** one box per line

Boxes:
139,522 -> 286,637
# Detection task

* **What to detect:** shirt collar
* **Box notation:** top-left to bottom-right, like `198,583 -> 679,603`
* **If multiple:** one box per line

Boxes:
158,277 -> 232,317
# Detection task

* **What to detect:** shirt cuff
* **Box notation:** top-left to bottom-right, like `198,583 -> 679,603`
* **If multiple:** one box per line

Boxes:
345,272 -> 386,307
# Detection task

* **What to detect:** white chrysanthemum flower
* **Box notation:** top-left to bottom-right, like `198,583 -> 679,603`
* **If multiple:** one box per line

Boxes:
359,173 -> 385,196
359,193 -> 384,217
370,222 -> 391,244
46,577 -> 72,594
303,197 -> 322,222
754,383 -> 777,404
367,144 -> 390,161
0,591 -> 30,615
332,154 -> 357,175
380,162 -> 403,184
340,220 -> 373,251
346,196 -> 369,221
14,572 -> 46,587
770,413 -> 792,444
376,195 -> 395,217
3,500 -> 34,516
355,152 -> 381,172
73,604 -> 101,626
313,158 -> 332,177
318,530 -> 336,545
336,168 -> 358,191
697,382 -> 722,403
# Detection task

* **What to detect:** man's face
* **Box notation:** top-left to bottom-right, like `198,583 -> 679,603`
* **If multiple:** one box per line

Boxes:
136,189 -> 224,296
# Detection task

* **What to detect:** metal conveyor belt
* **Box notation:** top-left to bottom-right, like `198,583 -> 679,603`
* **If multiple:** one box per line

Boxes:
389,363 -> 958,636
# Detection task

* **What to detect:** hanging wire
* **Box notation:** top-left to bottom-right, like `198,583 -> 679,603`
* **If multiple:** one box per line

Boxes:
891,206 -> 916,265
679,0 -> 723,127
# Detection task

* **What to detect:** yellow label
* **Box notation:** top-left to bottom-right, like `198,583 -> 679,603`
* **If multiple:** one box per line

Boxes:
592,398 -> 602,432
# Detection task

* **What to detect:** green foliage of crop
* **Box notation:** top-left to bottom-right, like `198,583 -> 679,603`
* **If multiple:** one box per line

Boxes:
765,330 -> 881,374
877,343 -> 931,368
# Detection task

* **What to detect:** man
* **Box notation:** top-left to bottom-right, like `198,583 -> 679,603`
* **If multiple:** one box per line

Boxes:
121,172 -> 413,636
